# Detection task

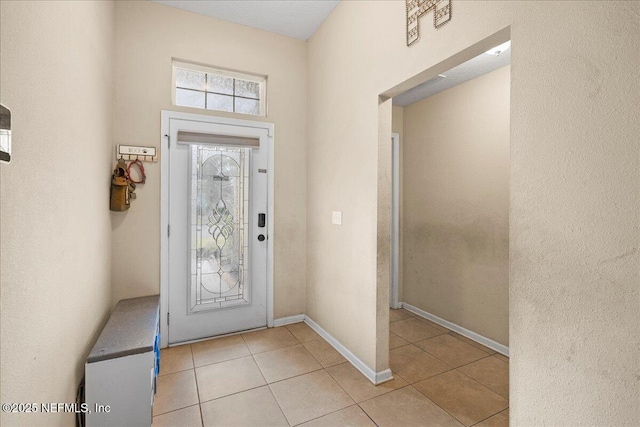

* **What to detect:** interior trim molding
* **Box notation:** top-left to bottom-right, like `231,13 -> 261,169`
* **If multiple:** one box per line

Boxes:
303,316 -> 393,385
401,302 -> 510,356
273,314 -> 305,327
390,132 -> 401,310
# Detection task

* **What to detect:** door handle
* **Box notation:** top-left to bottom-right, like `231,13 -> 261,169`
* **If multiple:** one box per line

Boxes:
258,213 -> 266,228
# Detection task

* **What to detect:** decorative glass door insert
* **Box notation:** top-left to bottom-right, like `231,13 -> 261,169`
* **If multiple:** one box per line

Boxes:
189,146 -> 250,313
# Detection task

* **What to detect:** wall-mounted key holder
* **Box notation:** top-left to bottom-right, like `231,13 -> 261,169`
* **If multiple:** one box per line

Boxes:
116,145 -> 158,162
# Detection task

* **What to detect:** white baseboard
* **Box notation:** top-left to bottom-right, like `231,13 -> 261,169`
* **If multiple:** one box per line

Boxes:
304,316 -> 393,385
401,302 -> 510,357
273,314 -> 305,327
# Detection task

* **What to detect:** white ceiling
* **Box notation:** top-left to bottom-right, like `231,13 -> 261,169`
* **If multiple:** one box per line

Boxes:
151,0 -> 340,41
393,47 -> 511,107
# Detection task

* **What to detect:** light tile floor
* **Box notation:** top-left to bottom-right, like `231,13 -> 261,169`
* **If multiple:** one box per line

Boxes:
153,309 -> 509,427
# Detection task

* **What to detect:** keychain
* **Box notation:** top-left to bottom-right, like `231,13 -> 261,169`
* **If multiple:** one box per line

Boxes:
110,158 -> 146,211
110,159 -> 131,211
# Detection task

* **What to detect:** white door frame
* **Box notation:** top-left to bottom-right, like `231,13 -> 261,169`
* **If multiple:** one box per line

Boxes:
390,133 -> 400,309
160,110 -> 275,348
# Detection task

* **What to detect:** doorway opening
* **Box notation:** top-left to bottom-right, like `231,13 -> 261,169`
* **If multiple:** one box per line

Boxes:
160,111 -> 275,348
385,28 -> 511,353
381,28 -> 511,424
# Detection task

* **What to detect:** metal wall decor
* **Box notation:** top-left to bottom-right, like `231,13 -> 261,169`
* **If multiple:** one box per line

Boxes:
406,0 -> 452,46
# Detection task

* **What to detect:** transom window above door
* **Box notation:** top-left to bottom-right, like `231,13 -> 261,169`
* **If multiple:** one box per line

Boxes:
172,61 -> 266,116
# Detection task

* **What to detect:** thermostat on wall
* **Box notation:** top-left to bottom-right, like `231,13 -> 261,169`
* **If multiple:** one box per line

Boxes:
0,104 -> 11,164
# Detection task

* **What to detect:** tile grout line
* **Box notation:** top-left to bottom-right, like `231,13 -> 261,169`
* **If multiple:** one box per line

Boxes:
394,326 -> 497,373
387,330 -> 490,425
390,329 -> 450,346
453,351 -> 506,371
470,407 -> 510,426
453,365 -> 510,401
391,368 -> 449,386
389,343 -> 412,351
359,404 -> 382,427
290,327 -> 368,412
389,320 -> 509,423
407,383 -> 470,427
396,307 -> 508,356
319,366 -> 359,409
447,331 -> 498,355
199,383 -> 272,406
193,351 -> 253,370
404,330 -> 509,398
258,332 -> 302,427
243,324 -> 313,355
408,361 -> 506,418
192,330 -> 344,406
395,347 -> 507,424
164,321 -> 505,426
158,366 -> 193,377
251,356 -> 270,386
260,326 -> 357,426
188,344 -> 205,427
263,365 -> 326,387
204,333 -> 328,391
356,383 -> 459,426
324,364 -> 407,408
266,380 -> 294,427
284,323 -> 324,344
190,335 -> 254,370
389,342 -> 457,385
247,331 -> 328,384
153,345 -> 202,420
429,349 -> 495,370
296,336 -> 332,369
247,341 -> 301,356
355,384 -> 410,407
152,402 -> 201,419
192,329 -> 307,371
266,384 -> 293,427
288,400 -> 354,426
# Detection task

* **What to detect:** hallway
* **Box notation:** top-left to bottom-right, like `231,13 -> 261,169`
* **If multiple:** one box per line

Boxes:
153,309 -> 508,426
1,2 -> 637,426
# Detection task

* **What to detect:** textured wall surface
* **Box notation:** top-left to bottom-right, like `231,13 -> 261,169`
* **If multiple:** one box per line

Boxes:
0,2 -> 637,426
307,1 -> 639,424
403,66 -> 510,345
112,1 -> 307,319
0,1 -> 115,425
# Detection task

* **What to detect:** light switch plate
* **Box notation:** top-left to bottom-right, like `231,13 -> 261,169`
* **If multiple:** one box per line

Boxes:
332,211 -> 342,225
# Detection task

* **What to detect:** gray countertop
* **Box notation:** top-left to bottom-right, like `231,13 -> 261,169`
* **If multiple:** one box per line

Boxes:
87,295 -> 160,363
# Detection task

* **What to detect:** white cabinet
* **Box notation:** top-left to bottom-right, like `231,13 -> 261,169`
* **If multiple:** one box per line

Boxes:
85,296 -> 160,427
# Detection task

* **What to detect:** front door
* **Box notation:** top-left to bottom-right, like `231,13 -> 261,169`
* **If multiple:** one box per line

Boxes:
167,118 -> 269,344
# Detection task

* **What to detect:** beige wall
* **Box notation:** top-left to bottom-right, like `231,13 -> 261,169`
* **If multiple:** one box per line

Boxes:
0,1 -> 114,425
0,1 -> 637,425
307,1 -> 638,424
403,66 -> 510,345
112,2 -> 307,319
